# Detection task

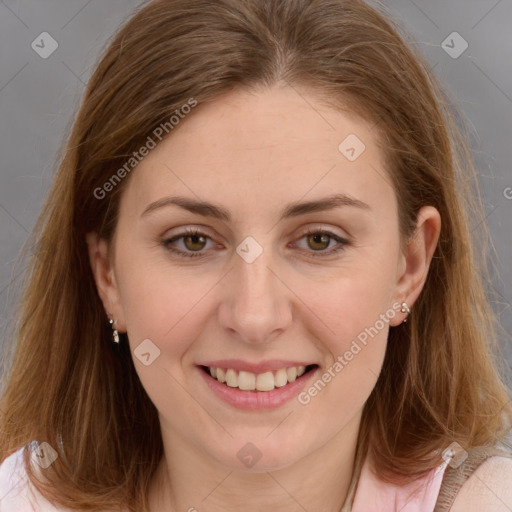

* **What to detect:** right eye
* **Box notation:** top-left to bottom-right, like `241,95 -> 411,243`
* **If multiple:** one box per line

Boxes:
162,228 -> 216,258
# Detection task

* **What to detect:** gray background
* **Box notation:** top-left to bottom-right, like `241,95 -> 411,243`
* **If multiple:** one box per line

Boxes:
1,0 -> 511,385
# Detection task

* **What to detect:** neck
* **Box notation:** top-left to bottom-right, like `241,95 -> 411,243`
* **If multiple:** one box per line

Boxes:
148,412 -> 362,512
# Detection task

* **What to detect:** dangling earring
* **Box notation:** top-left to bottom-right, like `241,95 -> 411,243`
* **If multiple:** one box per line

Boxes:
400,302 -> 410,323
108,316 -> 120,344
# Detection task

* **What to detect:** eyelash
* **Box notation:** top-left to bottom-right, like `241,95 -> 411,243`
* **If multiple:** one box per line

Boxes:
161,227 -> 350,259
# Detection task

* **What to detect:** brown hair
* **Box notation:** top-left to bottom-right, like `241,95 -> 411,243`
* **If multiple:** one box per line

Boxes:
1,0 -> 511,510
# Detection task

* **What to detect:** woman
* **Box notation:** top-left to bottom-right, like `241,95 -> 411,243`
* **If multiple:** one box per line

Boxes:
1,0 -> 511,510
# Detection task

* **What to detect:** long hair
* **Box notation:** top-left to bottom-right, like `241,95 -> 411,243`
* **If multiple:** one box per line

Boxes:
1,0 -> 511,510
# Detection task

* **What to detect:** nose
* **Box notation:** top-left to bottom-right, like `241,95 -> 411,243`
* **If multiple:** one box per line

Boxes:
217,246 -> 292,345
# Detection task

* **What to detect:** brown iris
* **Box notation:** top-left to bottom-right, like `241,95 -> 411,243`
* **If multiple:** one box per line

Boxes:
183,234 -> 207,251
307,233 -> 330,251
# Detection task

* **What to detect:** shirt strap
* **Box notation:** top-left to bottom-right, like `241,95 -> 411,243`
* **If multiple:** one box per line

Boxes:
433,445 -> 512,512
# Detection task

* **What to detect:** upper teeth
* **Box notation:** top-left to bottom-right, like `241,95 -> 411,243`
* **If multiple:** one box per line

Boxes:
209,366 -> 307,391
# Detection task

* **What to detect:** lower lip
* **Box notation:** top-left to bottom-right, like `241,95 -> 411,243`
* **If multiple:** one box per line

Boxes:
198,366 -> 319,410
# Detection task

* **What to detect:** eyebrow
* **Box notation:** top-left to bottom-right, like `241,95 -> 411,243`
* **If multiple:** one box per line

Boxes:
140,193 -> 371,222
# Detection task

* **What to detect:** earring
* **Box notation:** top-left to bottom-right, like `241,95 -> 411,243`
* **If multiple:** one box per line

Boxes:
400,302 -> 410,323
108,316 -> 120,344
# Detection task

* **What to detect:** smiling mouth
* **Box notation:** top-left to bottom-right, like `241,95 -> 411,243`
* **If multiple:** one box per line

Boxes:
200,364 -> 318,392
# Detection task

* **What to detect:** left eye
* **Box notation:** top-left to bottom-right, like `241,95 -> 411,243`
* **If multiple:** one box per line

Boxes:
162,228 -> 349,259
294,229 -> 349,257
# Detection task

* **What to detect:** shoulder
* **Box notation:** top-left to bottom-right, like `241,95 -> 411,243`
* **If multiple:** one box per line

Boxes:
0,445 -> 36,511
450,455 -> 512,512
0,444 -> 120,512
0,445 -> 59,512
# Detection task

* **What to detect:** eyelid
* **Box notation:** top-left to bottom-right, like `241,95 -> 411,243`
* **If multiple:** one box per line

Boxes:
163,224 -> 216,238
297,225 -> 349,240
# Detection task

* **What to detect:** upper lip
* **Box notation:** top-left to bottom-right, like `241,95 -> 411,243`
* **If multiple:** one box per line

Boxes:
199,359 -> 316,374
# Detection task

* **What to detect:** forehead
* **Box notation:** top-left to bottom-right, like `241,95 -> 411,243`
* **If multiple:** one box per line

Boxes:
120,85 -> 394,222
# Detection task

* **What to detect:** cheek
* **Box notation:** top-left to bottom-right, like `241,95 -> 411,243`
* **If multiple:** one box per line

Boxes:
311,267 -> 394,348
116,247 -> 223,371
118,271 -> 218,415
297,261 -> 395,404
297,278 -> 391,424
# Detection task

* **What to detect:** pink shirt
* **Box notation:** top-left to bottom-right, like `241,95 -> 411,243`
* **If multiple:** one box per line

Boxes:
0,445 -> 450,511
351,451 -> 450,512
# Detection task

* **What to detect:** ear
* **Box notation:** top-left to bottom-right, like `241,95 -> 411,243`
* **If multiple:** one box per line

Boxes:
86,231 -> 126,332
389,206 -> 441,327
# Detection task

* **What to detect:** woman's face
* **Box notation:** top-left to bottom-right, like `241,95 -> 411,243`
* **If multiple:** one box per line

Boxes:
89,84 -> 438,472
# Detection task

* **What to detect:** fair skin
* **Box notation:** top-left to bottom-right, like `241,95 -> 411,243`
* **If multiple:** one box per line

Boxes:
451,456 -> 512,511
87,84 -> 442,511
